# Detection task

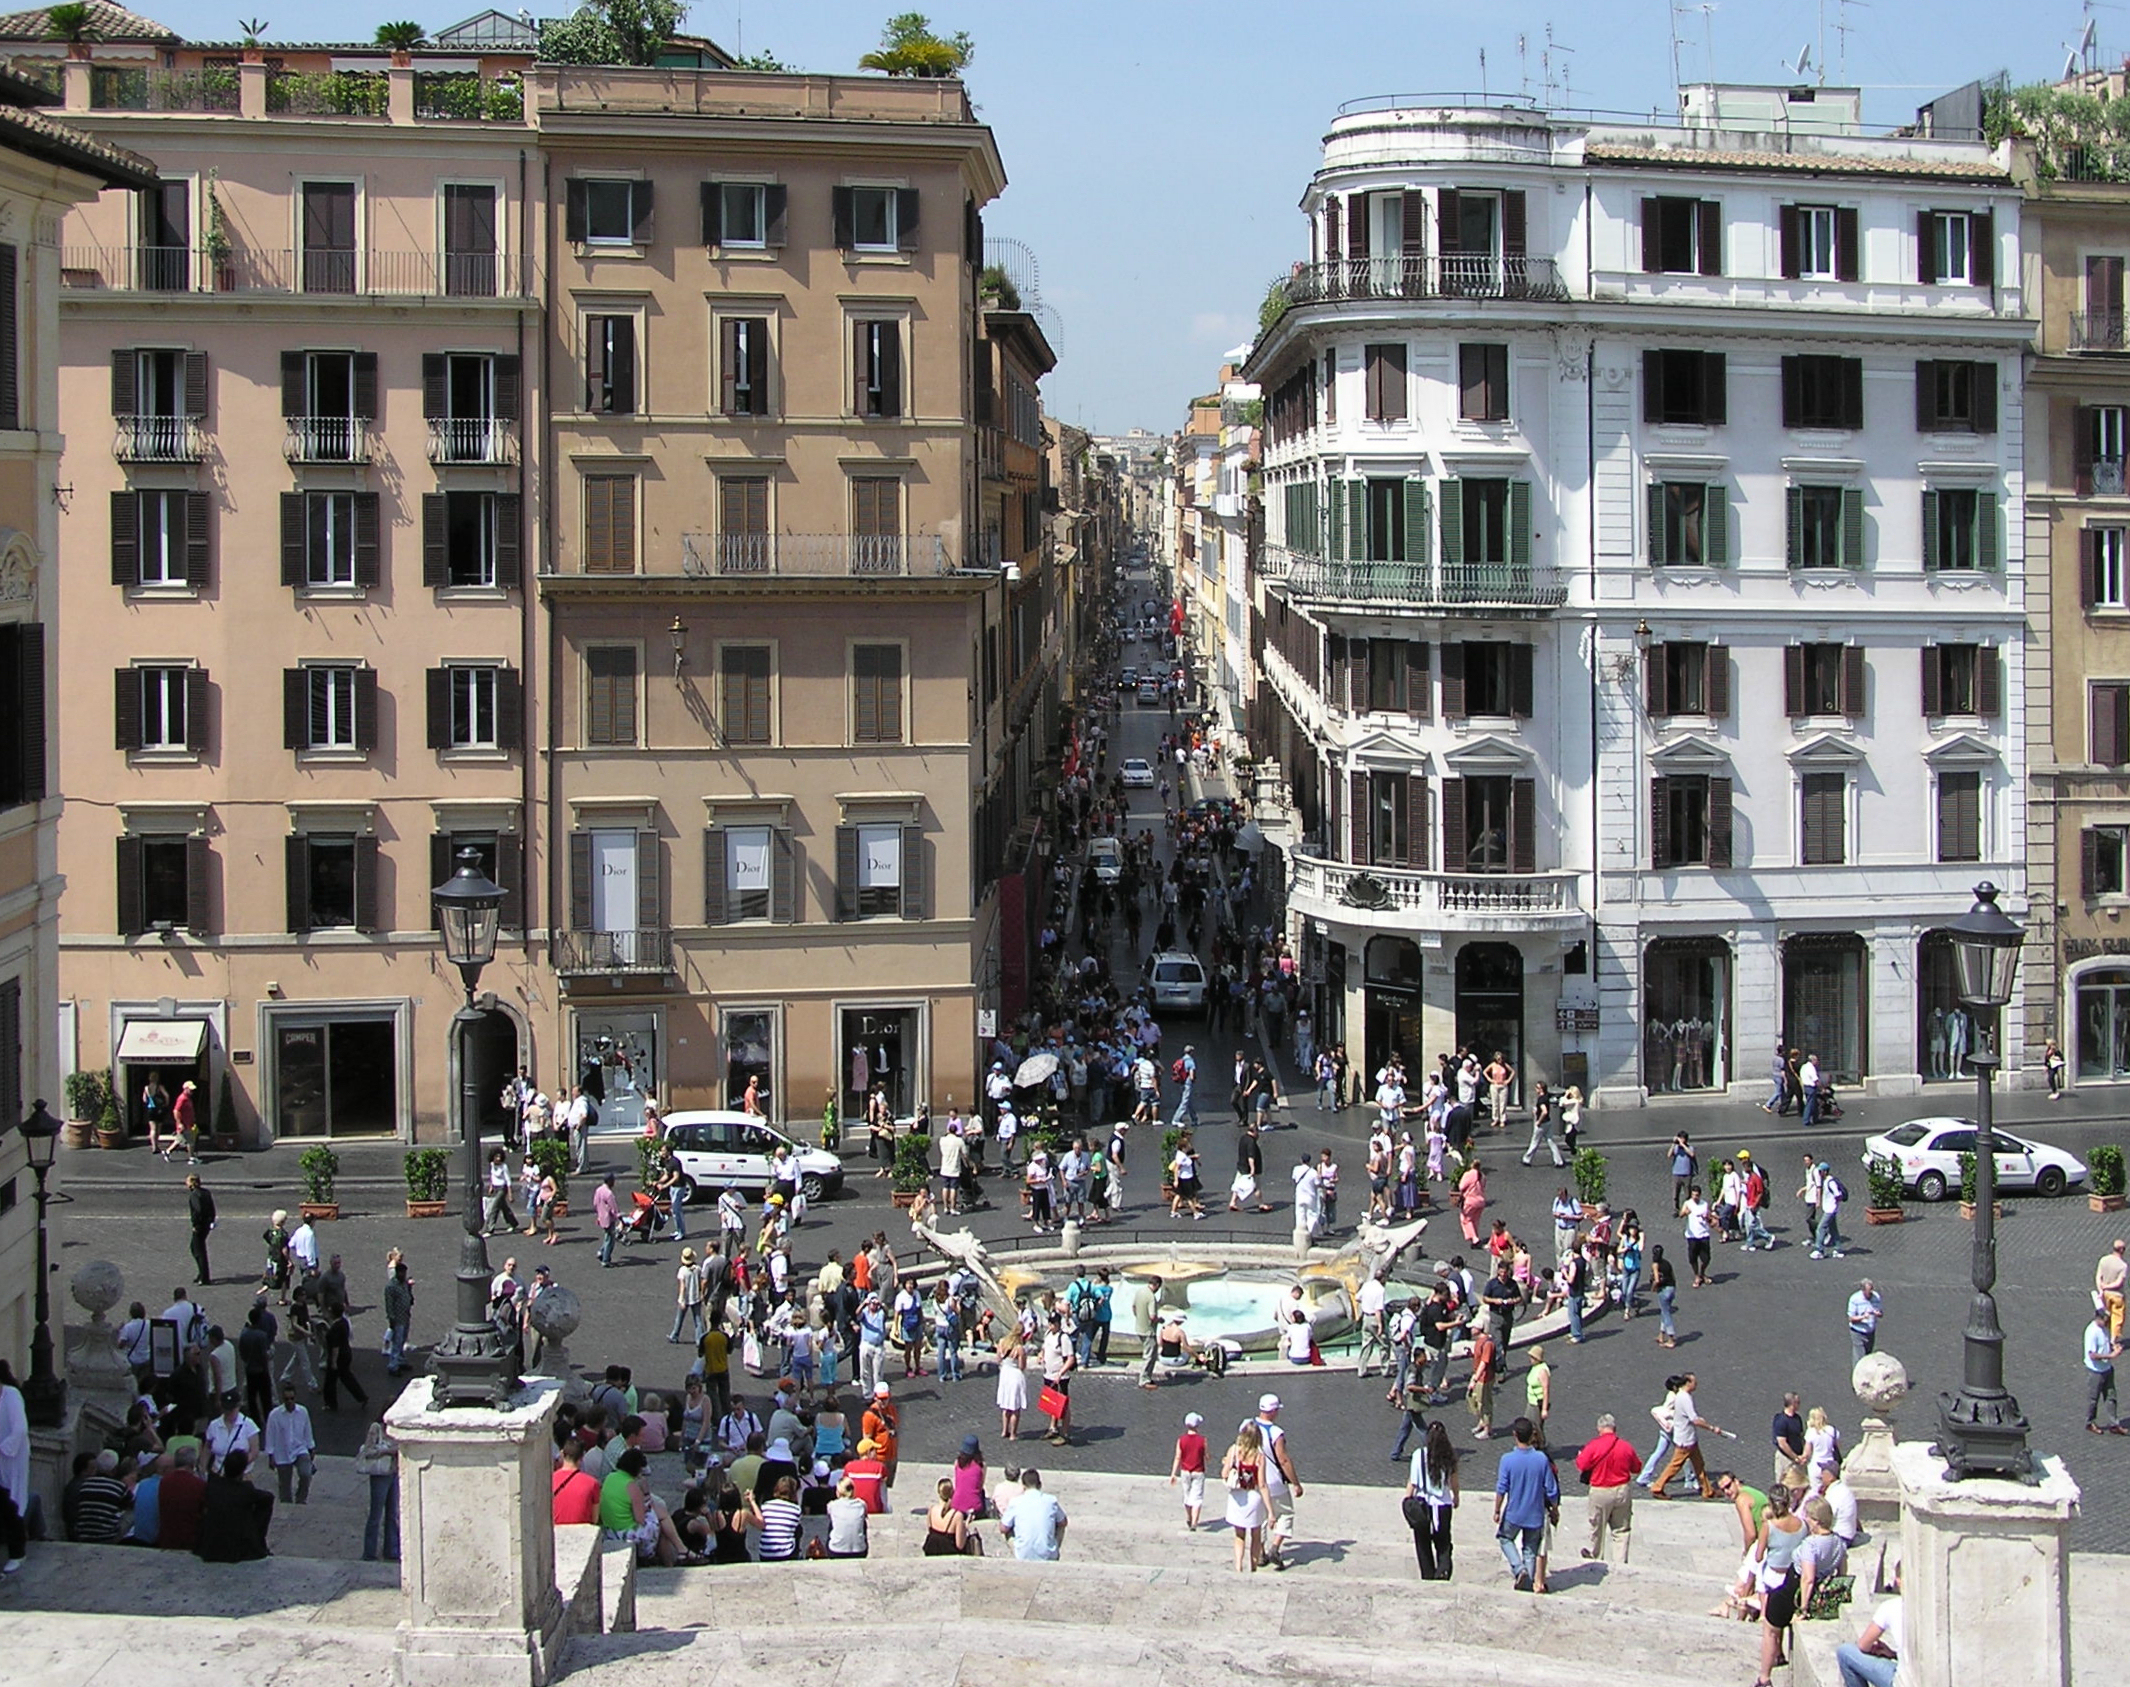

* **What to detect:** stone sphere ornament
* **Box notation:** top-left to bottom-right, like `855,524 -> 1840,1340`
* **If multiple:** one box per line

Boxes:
70,1258 -> 125,1324
1852,1350 -> 1911,1418
527,1284 -> 582,1345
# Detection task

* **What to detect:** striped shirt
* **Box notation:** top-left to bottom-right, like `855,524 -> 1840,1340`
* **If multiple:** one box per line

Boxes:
755,1497 -> 803,1561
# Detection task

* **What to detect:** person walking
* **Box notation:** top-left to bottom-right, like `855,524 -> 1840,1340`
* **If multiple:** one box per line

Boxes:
668,1248 -> 705,1345
186,1175 -> 217,1286
1168,1411 -> 1207,1530
1521,1082 -> 1563,1167
1457,1157 -> 1488,1247
1402,1419 -> 1459,1580
1846,1279 -> 1884,1366
2086,1305 -> 2125,1433
1252,1393 -> 1303,1568
1492,1416 -> 1559,1593
1812,1161 -> 1849,1260
1220,1422 -> 1270,1572
1648,1373 -> 1724,1498
1574,1412 -> 1639,1564
593,1173 -> 621,1268
382,1259 -> 414,1377
1680,1185 -> 1714,1287
263,1383 -> 316,1505
1668,1132 -> 1698,1210
2101,1240 -> 2128,1341
1466,1321 -> 1500,1440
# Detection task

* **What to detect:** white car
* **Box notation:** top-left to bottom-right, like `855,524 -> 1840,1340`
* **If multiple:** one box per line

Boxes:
1120,757 -> 1156,788
1088,837 -> 1123,883
659,1110 -> 846,1201
1145,950 -> 1208,1015
1861,1116 -> 2088,1201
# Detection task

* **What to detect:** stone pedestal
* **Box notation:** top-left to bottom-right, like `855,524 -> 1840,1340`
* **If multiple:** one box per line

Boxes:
1893,1440 -> 2079,1687
1843,1416 -> 1901,1527
1059,1219 -> 1081,1258
388,1375 -> 565,1687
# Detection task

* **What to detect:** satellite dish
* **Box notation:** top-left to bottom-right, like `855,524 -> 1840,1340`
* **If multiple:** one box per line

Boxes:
2081,16 -> 2099,54
1787,43 -> 1813,76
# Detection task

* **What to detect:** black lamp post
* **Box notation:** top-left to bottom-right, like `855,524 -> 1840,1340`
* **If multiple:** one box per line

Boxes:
427,847 -> 520,1409
16,1098 -> 64,1427
1934,880 -> 2035,1482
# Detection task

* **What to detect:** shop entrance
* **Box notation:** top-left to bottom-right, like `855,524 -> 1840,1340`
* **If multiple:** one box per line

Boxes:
843,1007 -> 920,1121
1643,937 -> 1732,1094
1782,933 -> 1868,1085
273,1016 -> 396,1136
463,1009 -> 519,1139
1455,942 -> 1524,1102
573,1009 -> 659,1132
1361,936 -> 1425,1081
1917,930 -> 1985,1079
2077,968 -> 2130,1082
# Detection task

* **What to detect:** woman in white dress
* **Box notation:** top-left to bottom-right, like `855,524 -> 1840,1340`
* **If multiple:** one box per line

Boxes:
1222,1420 -> 1271,1571
994,1330 -> 1029,1441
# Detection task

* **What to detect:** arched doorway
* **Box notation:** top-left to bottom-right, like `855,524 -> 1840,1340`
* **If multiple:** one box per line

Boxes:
1456,943 -> 1524,1099
463,1008 -> 519,1139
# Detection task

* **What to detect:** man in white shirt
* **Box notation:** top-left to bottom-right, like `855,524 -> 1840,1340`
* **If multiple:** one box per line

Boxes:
1250,1394 -> 1303,1567
1799,1054 -> 1824,1127
1648,1373 -> 1722,1498
1846,1280 -> 1885,1365
937,1126 -> 966,1215
566,1086 -> 595,1174
263,1383 -> 316,1504
203,1396 -> 260,1476
1355,1275 -> 1390,1376
1820,1469 -> 1860,1544
1834,1576 -> 1901,1687
286,1218 -> 320,1282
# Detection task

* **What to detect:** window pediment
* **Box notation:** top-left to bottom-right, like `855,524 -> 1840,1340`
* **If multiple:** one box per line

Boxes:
1442,732 -> 1531,773
1650,731 -> 1729,771
1923,731 -> 1998,767
1786,730 -> 1866,766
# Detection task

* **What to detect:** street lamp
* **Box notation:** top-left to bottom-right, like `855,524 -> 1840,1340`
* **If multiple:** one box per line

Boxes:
427,846 -> 519,1409
1935,880 -> 2035,1482
15,1099 -> 63,1427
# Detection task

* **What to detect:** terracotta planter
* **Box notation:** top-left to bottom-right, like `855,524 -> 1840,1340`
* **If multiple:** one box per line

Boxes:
891,1189 -> 921,1209
405,1199 -> 448,1218
1958,1200 -> 2005,1220
1865,1206 -> 1905,1226
62,1119 -> 94,1150
2093,1192 -> 2128,1214
551,1199 -> 569,1219
298,1201 -> 339,1221
95,1125 -> 127,1150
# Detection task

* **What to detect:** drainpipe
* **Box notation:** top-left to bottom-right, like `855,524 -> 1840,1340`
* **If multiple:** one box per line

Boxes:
1583,175 -> 1602,1095
541,147 -> 563,1078
516,148 -> 534,982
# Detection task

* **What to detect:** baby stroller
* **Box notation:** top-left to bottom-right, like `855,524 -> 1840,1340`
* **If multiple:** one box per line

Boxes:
1814,1080 -> 1844,1122
619,1188 -> 669,1245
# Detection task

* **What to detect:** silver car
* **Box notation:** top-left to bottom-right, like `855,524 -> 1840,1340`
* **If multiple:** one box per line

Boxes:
1146,950 -> 1208,1015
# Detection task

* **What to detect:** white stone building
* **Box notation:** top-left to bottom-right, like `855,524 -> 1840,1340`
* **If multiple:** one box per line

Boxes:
1246,85 -> 2031,1105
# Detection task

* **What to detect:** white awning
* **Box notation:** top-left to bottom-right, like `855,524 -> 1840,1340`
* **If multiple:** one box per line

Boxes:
114,1019 -> 207,1064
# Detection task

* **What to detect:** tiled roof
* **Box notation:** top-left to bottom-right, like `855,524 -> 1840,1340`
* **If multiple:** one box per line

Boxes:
0,97 -> 154,185
1586,139 -> 2007,183
0,1 -> 178,42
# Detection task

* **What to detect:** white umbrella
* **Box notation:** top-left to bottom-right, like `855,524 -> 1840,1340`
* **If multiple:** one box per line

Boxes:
1235,821 -> 1266,853
1014,1051 -> 1061,1087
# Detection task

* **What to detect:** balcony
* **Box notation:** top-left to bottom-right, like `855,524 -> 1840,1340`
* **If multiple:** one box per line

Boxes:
427,418 -> 517,465
284,416 -> 374,464
60,246 -> 508,300
1269,254 -> 1570,324
1261,545 -> 1567,609
2100,460 -> 2128,496
2071,312 -> 2128,354
1289,852 -> 1583,934
554,928 -> 673,977
114,414 -> 203,463
679,532 -> 954,579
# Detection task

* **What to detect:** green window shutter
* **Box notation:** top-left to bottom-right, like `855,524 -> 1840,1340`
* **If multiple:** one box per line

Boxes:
1785,486 -> 1804,567
1346,479 -> 1366,562
1403,477 -> 1430,568
1327,481 -> 1343,560
1976,490 -> 1999,569
1920,489 -> 1939,570
1704,483 -> 1728,565
1439,477 -> 1463,564
1841,488 -> 1864,568
1647,482 -> 1669,565
1509,479 -> 1532,569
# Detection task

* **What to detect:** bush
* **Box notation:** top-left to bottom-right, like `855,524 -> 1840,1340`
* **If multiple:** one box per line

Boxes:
404,1147 -> 450,1201
528,1134 -> 572,1200
634,1134 -> 663,1192
64,1067 -> 112,1122
1161,1127 -> 1186,1170
892,1130 -> 932,1193
1572,1146 -> 1608,1208
1865,1153 -> 1906,1209
2094,1144 -> 2127,1199
300,1144 -> 340,1204
1958,1150 -> 1978,1205
266,70 -> 388,116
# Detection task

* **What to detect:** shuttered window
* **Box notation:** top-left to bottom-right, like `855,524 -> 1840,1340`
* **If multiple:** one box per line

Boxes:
1642,349 -> 1727,425
1641,195 -> 1722,275
2092,682 -> 2130,766
584,314 -> 637,414
852,643 -> 904,744
1646,642 -> 1730,718
2086,526 -> 2130,609
1800,772 -> 1847,865
1785,485 -> 1865,570
2088,827 -> 2130,897
1915,360 -> 1996,433
1922,644 -> 2001,717
585,645 -> 639,746
1648,482 -> 1728,566
1781,355 -> 1864,430
1778,203 -> 1857,281
1921,488 -> 1998,572
720,317 -> 771,416
1650,774 -> 1735,869
1936,771 -> 1982,864
0,243 -> 18,430
1458,343 -> 1508,422
1363,343 -> 1407,422
583,473 -> 637,573
720,644 -> 772,745
1784,644 -> 1866,718
854,319 -> 903,417
0,622 -> 43,807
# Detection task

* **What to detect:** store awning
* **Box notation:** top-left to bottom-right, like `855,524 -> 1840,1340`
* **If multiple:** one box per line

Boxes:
114,1019 -> 207,1064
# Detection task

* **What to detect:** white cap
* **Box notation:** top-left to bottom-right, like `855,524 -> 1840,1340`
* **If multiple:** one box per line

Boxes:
1257,1393 -> 1282,1414
1182,1412 -> 1203,1428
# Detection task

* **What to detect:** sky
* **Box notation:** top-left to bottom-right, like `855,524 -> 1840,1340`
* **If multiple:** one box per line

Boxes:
130,0 -> 2118,431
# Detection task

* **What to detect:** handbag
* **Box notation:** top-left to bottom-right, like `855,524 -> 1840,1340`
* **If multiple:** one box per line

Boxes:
1037,1383 -> 1069,1418
1399,1494 -> 1431,1532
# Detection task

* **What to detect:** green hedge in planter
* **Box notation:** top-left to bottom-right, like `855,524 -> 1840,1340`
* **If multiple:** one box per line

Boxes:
528,1134 -> 571,1200
64,1067 -> 112,1123
1572,1146 -> 1608,1208
300,1144 -> 340,1204
1958,1150 -> 1978,1206
404,1147 -> 450,1202
892,1131 -> 932,1194
2093,1144 -> 2127,1199
1866,1153 -> 1906,1210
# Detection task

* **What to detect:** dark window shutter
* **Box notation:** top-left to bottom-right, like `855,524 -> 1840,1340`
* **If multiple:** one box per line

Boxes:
426,666 -> 450,749
285,834 -> 310,932
611,320 -> 636,413
1696,198 -> 1721,275
116,834 -> 144,935
1842,489 -> 1865,568
1509,480 -> 1532,569
1510,779 -> 1536,874
835,825 -> 859,919
1779,204 -> 1801,278
2097,687 -> 2124,766
700,180 -> 722,245
702,828 -> 728,924
2076,404 -> 2096,496
110,491 -> 138,586
1918,210 -> 1937,283
1647,482 -> 1668,565
879,321 -> 902,417
0,242 -> 17,430
1974,363 -> 1997,433
1649,776 -> 1672,867
496,831 -> 524,932
1348,194 -> 1369,261
1436,189 -> 1459,254
1785,486 -> 1806,568
721,319 -> 740,414
352,834 -> 380,932
2086,828 -> 2101,897
1707,777 -> 1733,869
564,179 -> 587,243
2085,528 -> 2101,607
1441,642 -> 1467,718
494,354 -> 521,422
765,185 -> 787,246
283,669 -> 307,750
1704,483 -> 1728,564
1781,356 -> 1802,429
1402,190 -> 1426,253
895,188 -> 920,253
1345,637 -> 1368,712
1327,634 -> 1345,705
113,667 -> 141,750
352,492 -> 380,587
1783,645 -> 1805,716
1921,646 -> 1943,716
1403,479 -> 1430,567
1510,642 -> 1534,717
901,823 -> 926,918
1976,491 -> 2000,571
430,833 -> 451,929
1406,774 -> 1429,869
1439,477 -> 1463,565
1348,768 -> 1368,864
1841,357 -> 1864,429
494,494 -> 522,587
1978,647 -> 2003,717
281,349 -> 305,418
183,351 -> 207,419
354,667 -> 379,752
1841,646 -> 1866,716
1641,349 -> 1662,424
1645,643 -> 1669,715
1405,640 -> 1430,721
1836,207 -> 1859,281
353,352 -> 377,420
1707,646 -> 1730,716
185,833 -> 211,932
1702,352 -> 1727,425
181,666 -> 207,752
1502,191 -> 1526,257
832,186 -> 854,249
1442,779 -> 1467,871
1916,360 -> 1938,432
568,831 -> 592,930
1972,211 -> 1994,288
1921,489 -> 1941,568
630,179 -> 654,245
421,494 -> 447,586
635,830 -> 660,930
1640,197 -> 1660,272
422,354 -> 447,420
182,492 -> 210,586
110,348 -> 136,416
495,667 -> 523,750
1345,479 -> 1366,561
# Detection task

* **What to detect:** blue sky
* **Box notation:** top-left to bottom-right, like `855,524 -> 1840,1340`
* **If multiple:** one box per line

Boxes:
136,1 -> 2109,430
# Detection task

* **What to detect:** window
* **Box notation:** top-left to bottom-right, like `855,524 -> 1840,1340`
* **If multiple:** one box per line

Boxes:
2087,826 -> 2130,896
585,645 -> 639,746
725,825 -> 774,920
720,644 -> 771,744
1916,361 -> 1996,433
1366,770 -> 1417,866
1937,770 -> 1982,863
112,346 -> 204,460
852,476 -> 902,571
1458,343 -> 1507,422
1920,210 -> 1993,286
422,490 -> 521,589
1784,644 -> 1865,717
1363,343 -> 1406,422
300,181 -> 356,294
1649,482 -> 1727,566
1801,771 -> 1847,865
289,833 -> 364,931
572,178 -> 648,247
583,473 -> 638,573
2092,681 -> 2130,765
1922,488 -> 1998,572
1646,642 -> 1729,717
836,821 -> 923,919
1322,350 -> 1335,424
717,476 -> 771,572
1451,776 -> 1527,872
1365,639 -> 1411,712
1781,355 -> 1864,429
2086,405 -> 2128,495
1794,205 -> 1838,278
1786,484 -> 1862,570
1357,478 -> 1410,564
429,831 -> 522,932
584,315 -> 636,414
111,489 -> 207,588
442,182 -> 497,297
1923,644 -> 2001,717
280,490 -> 379,590
122,834 -> 203,931
1641,194 -> 1721,275
720,317 -> 771,416
1650,774 -> 1735,868
852,643 -> 904,744
425,664 -> 517,751
1459,479 -> 1512,565
854,319 -> 902,417
705,182 -> 771,248
137,179 -> 190,291
281,349 -> 373,461
1642,349 -> 1726,426
2087,526 -> 2129,608
422,351 -> 518,463
1445,641 -> 1533,719
2086,255 -> 2125,349
834,185 -> 914,254
117,664 -> 198,752
0,623 -> 44,808
285,665 -> 372,753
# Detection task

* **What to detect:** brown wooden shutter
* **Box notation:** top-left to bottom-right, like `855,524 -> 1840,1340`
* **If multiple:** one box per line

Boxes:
283,669 -> 307,749
1348,194 -> 1369,261
2085,527 -> 2101,606
182,350 -> 207,419
1640,197 -> 1660,272
1977,647 -> 2003,717
494,493 -> 523,587
1696,199 -> 1721,275
1707,777 -> 1733,869
185,833 -> 211,932
901,823 -> 926,918
183,492 -> 209,586
281,349 -> 306,418
421,353 -> 447,419
1778,205 -> 1801,279
2086,827 -> 2101,897
426,667 -> 451,748
110,491 -> 138,585
495,667 -> 523,750
1972,211 -> 1994,287
353,351 -> 377,419
1510,779 -> 1536,874
1707,646 -> 1730,717
1918,210 -> 1937,283
110,347 -> 138,416
2097,686 -> 2124,766
1836,207 -> 1859,281
835,825 -> 859,919
894,187 -> 921,252
494,354 -> 521,422
568,831 -> 592,929
1406,641 -> 1430,721
1921,646 -> 1942,716
1402,191 -> 1425,253
0,242 -> 16,430
564,179 -> 588,243
113,667 -> 141,750
352,492 -> 380,587
1510,643 -> 1535,717
352,835 -> 380,931
115,834 -> 145,935
630,179 -> 655,245
1348,769 -> 1368,864
1406,774 -> 1429,870
699,180 -> 722,245
421,494 -> 447,586
770,829 -> 796,922
635,831 -> 660,930
703,828 -> 727,924
1781,357 -> 1802,429
1441,642 -> 1466,718
2075,404 -> 2095,496
1974,364 -> 1997,433
284,834 -> 310,932
1435,190 -> 1459,254
354,667 -> 379,751
720,318 -> 740,414
1840,646 -> 1866,716
1645,643 -> 1670,715
1649,776 -> 1672,867
831,186 -> 854,249
1441,778 -> 1467,871
878,321 -> 902,418
1841,357 -> 1864,429
1783,645 -> 1805,716
765,185 -> 787,246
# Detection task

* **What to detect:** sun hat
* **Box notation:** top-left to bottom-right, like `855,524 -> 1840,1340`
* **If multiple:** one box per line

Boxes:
959,1433 -> 981,1456
681,1247 -> 697,1263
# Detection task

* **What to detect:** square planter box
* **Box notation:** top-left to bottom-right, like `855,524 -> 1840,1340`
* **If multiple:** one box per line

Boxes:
1865,1206 -> 1905,1225
2091,1192 -> 2127,1214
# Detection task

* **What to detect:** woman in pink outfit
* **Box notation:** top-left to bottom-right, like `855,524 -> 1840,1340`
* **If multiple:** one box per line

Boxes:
1457,1159 -> 1488,1246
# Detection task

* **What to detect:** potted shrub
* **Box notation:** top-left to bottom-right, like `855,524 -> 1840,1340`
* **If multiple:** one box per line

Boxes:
528,1134 -> 572,1215
1572,1146 -> 1608,1216
404,1147 -> 450,1217
95,1085 -> 127,1150
634,1133 -> 664,1192
299,1144 -> 340,1219
1865,1153 -> 1907,1225
2091,1145 -> 2127,1214
1160,1126 -> 1185,1200
62,1067 -> 109,1151
1957,1150 -> 2004,1221
890,1131 -> 931,1208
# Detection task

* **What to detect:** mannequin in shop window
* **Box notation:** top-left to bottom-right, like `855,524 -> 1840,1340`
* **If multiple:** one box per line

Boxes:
1945,1007 -> 1971,1077
1928,1007 -> 1949,1080
1647,1016 -> 1674,1095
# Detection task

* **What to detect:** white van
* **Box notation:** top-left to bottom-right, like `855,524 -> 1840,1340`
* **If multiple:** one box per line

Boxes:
1146,950 -> 1209,1015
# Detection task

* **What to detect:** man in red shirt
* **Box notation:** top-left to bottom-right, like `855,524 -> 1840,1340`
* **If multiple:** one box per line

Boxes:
156,1447 -> 208,1551
844,1437 -> 888,1514
1573,1412 -> 1640,1564
550,1435 -> 602,1526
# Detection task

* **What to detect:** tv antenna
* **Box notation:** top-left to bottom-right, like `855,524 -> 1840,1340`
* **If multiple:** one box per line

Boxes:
1517,32 -> 1530,98
1543,23 -> 1576,108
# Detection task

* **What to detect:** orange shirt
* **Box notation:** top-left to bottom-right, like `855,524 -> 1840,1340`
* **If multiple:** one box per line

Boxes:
861,1403 -> 899,1462
851,1252 -> 873,1292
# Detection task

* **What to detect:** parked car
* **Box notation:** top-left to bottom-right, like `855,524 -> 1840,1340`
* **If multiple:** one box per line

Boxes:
659,1111 -> 847,1201
1120,757 -> 1156,788
1861,1116 -> 2088,1201
1088,837 -> 1123,882
1144,950 -> 1209,1015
